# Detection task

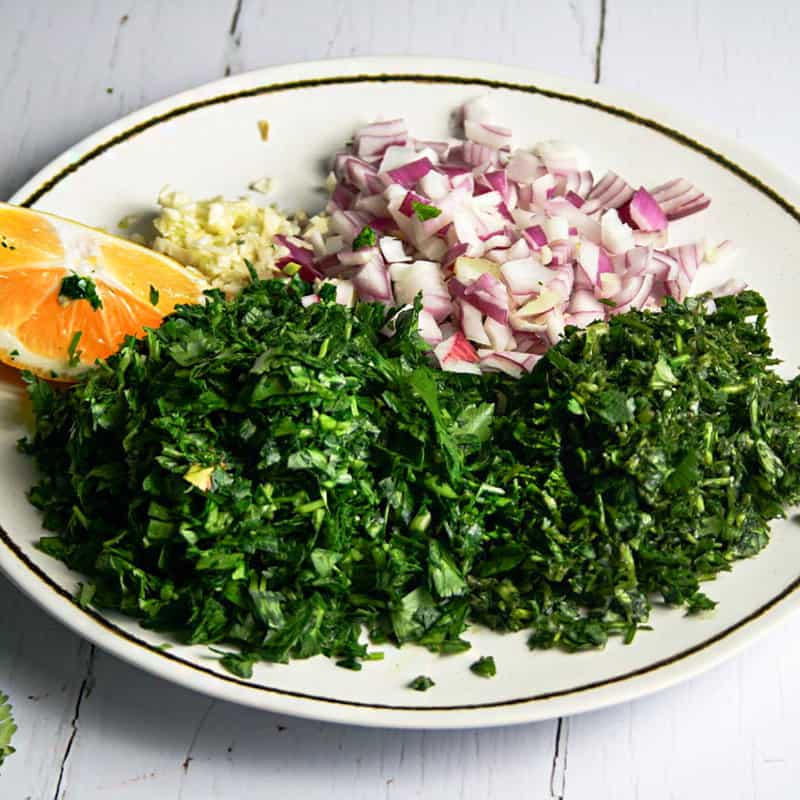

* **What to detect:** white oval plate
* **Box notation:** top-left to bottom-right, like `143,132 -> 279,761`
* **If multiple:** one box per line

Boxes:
2,57 -> 800,729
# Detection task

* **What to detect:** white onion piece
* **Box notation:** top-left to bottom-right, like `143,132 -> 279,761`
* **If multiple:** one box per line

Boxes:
577,241 -> 600,284
545,307 -> 566,344
459,300 -> 492,345
418,309 -> 443,345
305,227 -> 326,256
609,275 -> 655,315
484,317 -> 517,351
353,255 -> 394,304
415,236 -> 448,262
567,309 -> 604,327
597,272 -> 622,299
507,150 -> 544,183
338,246 -> 380,267
465,120 -> 512,149
535,140 -> 591,172
378,145 -> 418,173
532,173 -> 556,206
418,170 -> 450,200
391,260 -> 450,322
462,96 -> 492,123
543,216 -> 569,242
568,289 -> 606,315
507,238 -> 531,261
687,241 -> 737,296
476,349 -> 537,378
601,208 -> 635,254
379,236 -> 411,263
354,193 -> 389,217
501,257 -> 555,293
325,235 -> 345,256
454,256 -> 501,284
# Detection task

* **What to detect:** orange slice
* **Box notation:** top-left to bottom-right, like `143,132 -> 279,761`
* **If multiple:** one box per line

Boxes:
0,203 -> 209,380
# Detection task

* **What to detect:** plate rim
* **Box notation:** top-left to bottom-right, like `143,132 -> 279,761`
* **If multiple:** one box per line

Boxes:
3,55 -> 800,729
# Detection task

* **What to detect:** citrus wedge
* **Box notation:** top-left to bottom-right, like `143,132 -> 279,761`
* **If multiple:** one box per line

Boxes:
0,203 -> 209,380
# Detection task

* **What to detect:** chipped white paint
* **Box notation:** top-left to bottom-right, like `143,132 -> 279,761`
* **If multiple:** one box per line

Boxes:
1,0 -> 799,797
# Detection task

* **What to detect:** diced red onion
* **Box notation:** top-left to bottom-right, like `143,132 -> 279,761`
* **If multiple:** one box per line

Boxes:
458,299 -> 492,345
379,236 -> 410,263
418,170 -> 451,200
354,193 -> 389,217
477,349 -> 535,378
311,102 -> 733,377
418,309 -> 443,345
387,157 -> 434,189
619,187 -> 668,232
434,331 -> 481,373
649,178 -> 711,220
465,120 -> 512,150
462,141 -> 498,168
582,171 -> 635,216
601,209 -> 635,254
338,246 -> 380,267
507,150 -> 544,183
352,255 -> 394,304
535,140 -> 591,173
355,119 -> 408,158
331,184 -> 355,210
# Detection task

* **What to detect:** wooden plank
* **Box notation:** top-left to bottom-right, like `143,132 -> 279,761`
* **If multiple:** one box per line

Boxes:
0,577 -> 92,798
55,650 -> 557,799
563,614 -> 800,799
231,0 -> 601,83
0,0 -> 235,201
601,0 -> 800,179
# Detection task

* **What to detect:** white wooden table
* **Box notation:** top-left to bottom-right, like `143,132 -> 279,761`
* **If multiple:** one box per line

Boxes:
2,1 -> 800,797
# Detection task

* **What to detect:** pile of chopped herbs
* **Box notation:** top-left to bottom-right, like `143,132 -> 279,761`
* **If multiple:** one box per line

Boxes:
21,281 -> 800,677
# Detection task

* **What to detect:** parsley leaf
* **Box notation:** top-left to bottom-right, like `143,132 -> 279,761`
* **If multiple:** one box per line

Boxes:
408,675 -> 435,691
470,656 -> 496,678
352,225 -> 377,250
149,285 -> 160,306
59,274 -> 103,310
411,201 -> 442,221
66,331 -> 83,367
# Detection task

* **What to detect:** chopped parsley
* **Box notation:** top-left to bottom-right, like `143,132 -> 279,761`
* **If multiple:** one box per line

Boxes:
243,258 -> 259,283
412,201 -> 442,222
352,225 -> 377,250
0,693 -> 16,766
66,331 -> 83,367
20,286 -> 800,675
408,675 -> 435,692
149,285 -> 160,306
470,656 -> 496,678
59,274 -> 103,311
